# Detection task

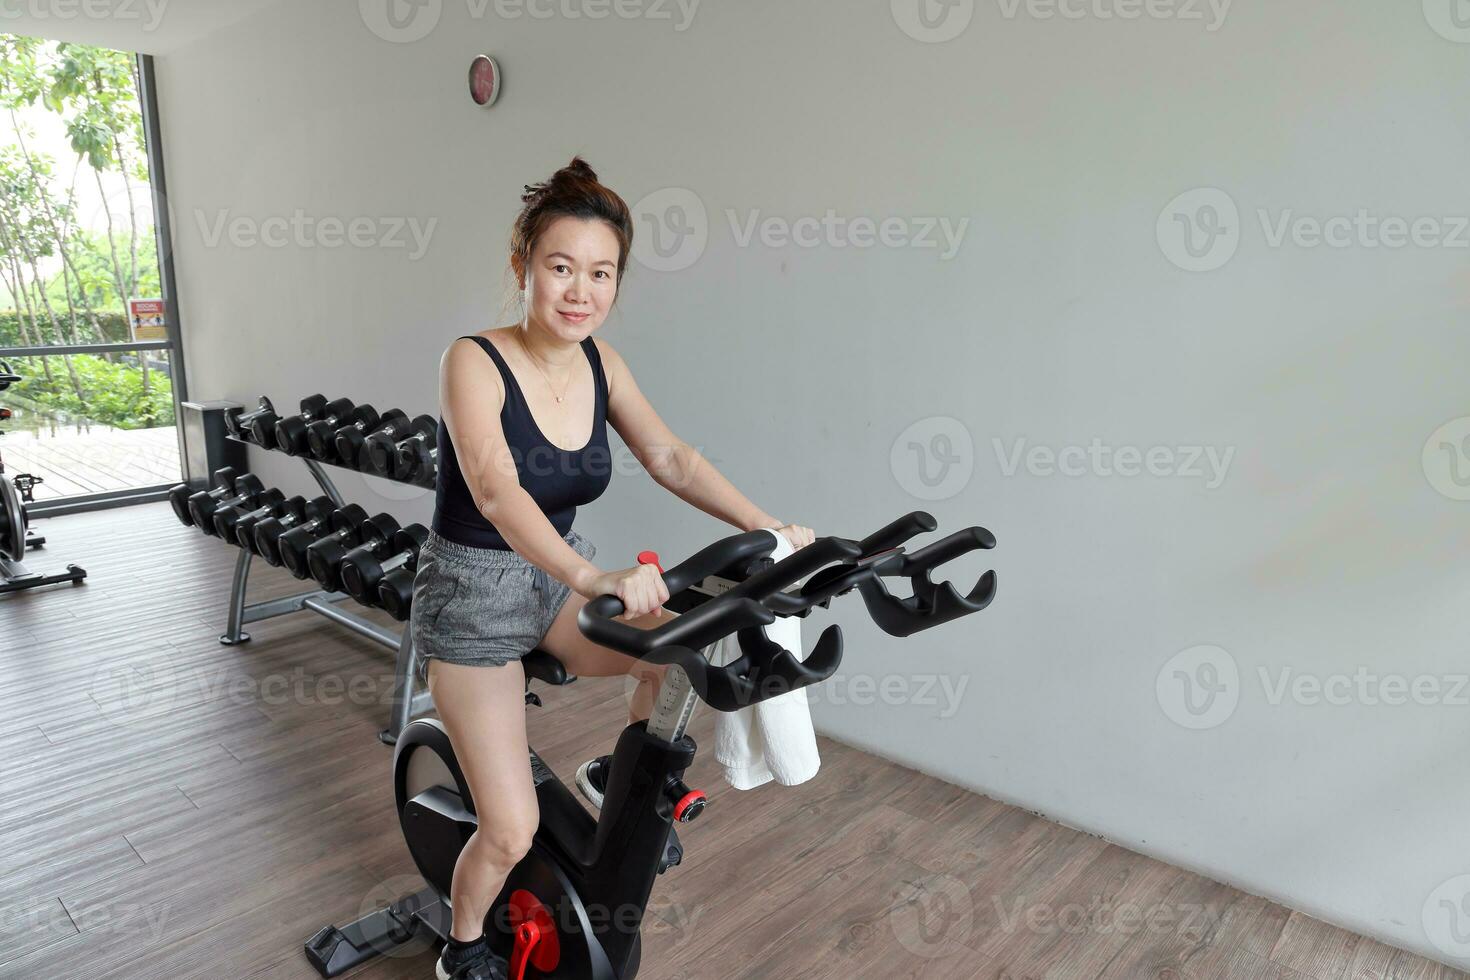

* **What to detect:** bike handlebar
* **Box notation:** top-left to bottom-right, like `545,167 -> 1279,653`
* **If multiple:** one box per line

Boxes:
576,511 -> 997,712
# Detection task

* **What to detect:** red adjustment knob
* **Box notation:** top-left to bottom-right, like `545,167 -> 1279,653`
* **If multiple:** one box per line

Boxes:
507,889 -> 560,980
637,549 -> 664,573
672,787 -> 707,823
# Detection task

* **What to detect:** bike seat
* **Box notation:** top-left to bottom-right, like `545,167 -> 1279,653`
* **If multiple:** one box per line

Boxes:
524,648 -> 571,686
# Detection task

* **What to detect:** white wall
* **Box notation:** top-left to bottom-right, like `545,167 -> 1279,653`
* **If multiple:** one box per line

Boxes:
147,0 -> 1470,967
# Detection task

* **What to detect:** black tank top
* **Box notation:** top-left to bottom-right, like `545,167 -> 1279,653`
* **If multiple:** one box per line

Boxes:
432,334 -> 612,550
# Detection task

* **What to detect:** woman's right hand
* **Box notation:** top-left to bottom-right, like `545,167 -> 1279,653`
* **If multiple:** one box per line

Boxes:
588,564 -> 671,621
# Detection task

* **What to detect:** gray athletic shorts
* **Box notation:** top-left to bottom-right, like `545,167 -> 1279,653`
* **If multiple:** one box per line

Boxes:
409,527 -> 596,681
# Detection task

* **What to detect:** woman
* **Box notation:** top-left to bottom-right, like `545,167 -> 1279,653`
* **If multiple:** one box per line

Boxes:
410,157 -> 814,980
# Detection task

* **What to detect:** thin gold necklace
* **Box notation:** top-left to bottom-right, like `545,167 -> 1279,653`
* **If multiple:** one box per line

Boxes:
514,330 -> 573,403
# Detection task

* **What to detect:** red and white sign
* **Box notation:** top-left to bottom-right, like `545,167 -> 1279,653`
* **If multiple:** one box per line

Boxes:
129,298 -> 166,341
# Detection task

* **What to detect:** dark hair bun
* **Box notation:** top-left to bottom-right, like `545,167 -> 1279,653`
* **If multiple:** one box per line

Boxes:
521,156 -> 599,205
557,156 -> 599,183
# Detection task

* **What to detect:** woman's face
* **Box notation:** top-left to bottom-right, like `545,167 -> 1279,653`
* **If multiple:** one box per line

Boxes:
520,216 -> 621,342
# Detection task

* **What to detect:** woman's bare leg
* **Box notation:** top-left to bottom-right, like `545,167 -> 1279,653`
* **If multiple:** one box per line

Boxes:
538,592 -> 674,724
426,658 -> 540,942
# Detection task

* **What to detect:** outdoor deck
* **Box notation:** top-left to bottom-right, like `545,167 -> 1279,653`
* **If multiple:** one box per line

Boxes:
0,425 -> 180,500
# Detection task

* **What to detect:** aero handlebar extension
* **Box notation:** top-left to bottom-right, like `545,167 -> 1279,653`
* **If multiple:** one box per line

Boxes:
576,510 -> 997,712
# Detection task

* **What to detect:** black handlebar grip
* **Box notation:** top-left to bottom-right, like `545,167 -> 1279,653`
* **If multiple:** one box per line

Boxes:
730,536 -> 863,602
580,591 -> 773,660
857,511 -> 937,559
899,525 -> 996,575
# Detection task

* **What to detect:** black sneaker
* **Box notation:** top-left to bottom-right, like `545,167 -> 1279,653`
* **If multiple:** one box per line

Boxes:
436,936 -> 508,980
576,754 -> 683,873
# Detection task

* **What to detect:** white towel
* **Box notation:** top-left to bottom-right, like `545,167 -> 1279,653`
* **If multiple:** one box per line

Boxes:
707,529 -> 821,790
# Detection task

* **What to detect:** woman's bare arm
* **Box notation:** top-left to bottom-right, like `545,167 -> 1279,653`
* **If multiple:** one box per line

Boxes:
440,337 -> 602,596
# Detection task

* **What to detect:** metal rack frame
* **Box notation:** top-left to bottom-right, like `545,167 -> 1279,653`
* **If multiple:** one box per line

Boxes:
217,449 -> 431,744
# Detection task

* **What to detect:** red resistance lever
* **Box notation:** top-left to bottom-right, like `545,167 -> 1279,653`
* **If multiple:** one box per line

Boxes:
507,890 -> 559,980
636,550 -> 668,619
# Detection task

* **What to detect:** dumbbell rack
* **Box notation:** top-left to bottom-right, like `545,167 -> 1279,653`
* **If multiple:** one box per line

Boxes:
218,436 -> 431,745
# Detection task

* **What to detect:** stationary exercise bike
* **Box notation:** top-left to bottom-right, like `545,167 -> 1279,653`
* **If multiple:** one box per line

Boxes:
305,511 -> 996,979
0,359 -> 86,594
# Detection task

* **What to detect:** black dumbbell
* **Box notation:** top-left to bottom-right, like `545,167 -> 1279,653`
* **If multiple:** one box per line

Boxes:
188,472 -> 265,534
393,417 -> 440,483
377,564 -> 416,622
334,409 -> 409,470
243,398 -> 285,449
274,396 -> 355,457
279,503 -> 368,580
169,466 -> 239,527
341,524 -> 428,607
245,405 -> 286,449
213,488 -> 286,542
229,493 -> 304,549
252,495 -> 336,565
370,414 -> 432,478
367,415 -> 430,478
305,511 -> 401,593
306,404 -> 380,463
225,398 -> 276,446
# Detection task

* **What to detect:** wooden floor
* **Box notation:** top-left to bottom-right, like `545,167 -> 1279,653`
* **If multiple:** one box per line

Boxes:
0,502 -> 1461,980
0,425 -> 179,500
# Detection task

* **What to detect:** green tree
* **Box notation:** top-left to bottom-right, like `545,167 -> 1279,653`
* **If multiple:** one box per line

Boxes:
0,33 -> 164,427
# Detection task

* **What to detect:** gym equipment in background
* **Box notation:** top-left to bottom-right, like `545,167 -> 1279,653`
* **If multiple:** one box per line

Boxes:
230,494 -> 308,551
168,463 -> 434,744
328,409 -> 408,470
253,496 -> 338,566
280,503 -> 369,581
184,389 -> 441,738
304,403 -> 381,463
391,418 -> 439,484
275,396 -> 356,457
304,511 -> 401,594
0,360 -> 87,594
224,397 -> 279,450
304,511 -> 997,979
366,414 -> 433,480
342,525 -> 428,614
227,392 -> 440,488
188,472 -> 267,536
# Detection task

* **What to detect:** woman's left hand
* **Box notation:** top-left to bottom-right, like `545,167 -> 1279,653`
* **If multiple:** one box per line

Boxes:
771,522 -> 815,551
